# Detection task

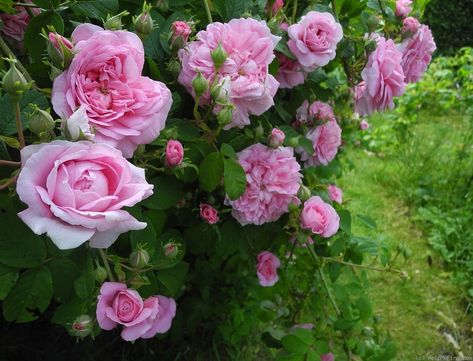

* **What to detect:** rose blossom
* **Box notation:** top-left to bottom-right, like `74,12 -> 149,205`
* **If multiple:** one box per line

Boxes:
0,2 -> 39,50
165,139 -> 184,167
226,144 -> 302,225
321,353 -> 335,361
171,20 -> 192,47
354,36 -> 406,116
16,140 -> 153,249
287,11 -> 343,70
200,203 -> 219,224
360,119 -> 370,130
398,25 -> 436,83
52,24 -> 172,158
402,17 -> 420,34
269,128 -> 285,148
396,0 -> 412,17
256,251 -> 281,287
300,196 -> 340,237
96,282 -> 176,341
275,53 -> 307,89
178,18 -> 280,129
327,184 -> 342,204
297,120 -> 342,167
62,105 -> 94,141
295,100 -> 335,127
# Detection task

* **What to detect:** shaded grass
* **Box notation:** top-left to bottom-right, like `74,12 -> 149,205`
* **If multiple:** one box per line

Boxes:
339,135 -> 473,359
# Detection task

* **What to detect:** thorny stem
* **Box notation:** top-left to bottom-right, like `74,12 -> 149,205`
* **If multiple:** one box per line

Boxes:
99,249 -> 115,282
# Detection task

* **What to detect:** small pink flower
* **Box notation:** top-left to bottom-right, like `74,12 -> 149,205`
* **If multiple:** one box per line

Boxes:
96,282 -> 176,341
269,128 -> 285,148
267,0 -> 284,16
398,24 -> 436,83
300,196 -> 340,237
165,139 -> 184,167
327,184 -> 342,204
360,119 -> 370,130
200,203 -> 219,224
48,32 -> 74,51
396,0 -> 413,17
287,11 -> 343,70
275,53 -> 307,89
321,353 -> 335,361
297,120 -> 342,167
171,20 -> 192,46
355,36 -> 406,116
402,17 -> 420,34
257,251 -> 280,287
0,2 -> 39,50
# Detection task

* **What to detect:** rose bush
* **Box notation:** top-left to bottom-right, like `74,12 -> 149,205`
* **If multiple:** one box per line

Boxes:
0,0 -> 434,359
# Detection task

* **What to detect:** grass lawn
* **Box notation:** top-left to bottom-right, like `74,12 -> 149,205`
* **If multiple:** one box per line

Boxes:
339,119 -> 473,359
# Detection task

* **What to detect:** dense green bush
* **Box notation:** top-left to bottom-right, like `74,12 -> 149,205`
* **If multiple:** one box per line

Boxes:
425,0 -> 473,55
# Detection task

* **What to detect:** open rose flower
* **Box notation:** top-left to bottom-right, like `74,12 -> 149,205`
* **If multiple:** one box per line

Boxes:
256,251 -> 280,287
200,203 -> 219,224
178,18 -> 280,129
301,196 -> 339,237
327,184 -> 342,204
398,24 -> 436,83
354,36 -> 406,116
275,53 -> 307,89
96,282 -> 176,341
396,0 -> 412,17
287,11 -> 343,70
360,119 -> 370,130
297,120 -> 342,167
52,24 -> 172,158
295,100 -> 335,127
226,144 -> 302,225
16,140 -> 153,249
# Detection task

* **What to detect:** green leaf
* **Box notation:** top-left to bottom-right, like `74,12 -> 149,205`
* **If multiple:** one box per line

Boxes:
24,10 -> 64,62
223,158 -> 247,200
339,209 -> 352,235
130,214 -> 157,250
48,257 -> 79,302
281,334 -> 309,354
220,143 -> 237,159
69,0 -> 119,20
298,136 -> 314,155
357,214 -> 377,229
157,261 -> 189,295
213,0 -> 255,20
3,266 -> 53,322
199,152 -> 224,192
0,264 -> 19,300
51,297 -> 88,325
356,295 -> 372,320
33,0 -> 62,9
0,0 -> 15,13
142,175 -> 185,210
73,255 -> 95,300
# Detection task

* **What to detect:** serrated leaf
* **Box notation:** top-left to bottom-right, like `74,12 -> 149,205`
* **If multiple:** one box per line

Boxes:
224,158 -> 247,200
0,264 -> 18,300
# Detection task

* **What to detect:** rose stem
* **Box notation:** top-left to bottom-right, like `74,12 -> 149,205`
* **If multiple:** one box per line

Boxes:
203,0 -> 212,23
14,101 -> 25,149
0,160 -> 20,167
99,249 -> 116,282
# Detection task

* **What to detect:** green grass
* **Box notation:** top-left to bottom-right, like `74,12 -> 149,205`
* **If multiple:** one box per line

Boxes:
339,121 -> 473,359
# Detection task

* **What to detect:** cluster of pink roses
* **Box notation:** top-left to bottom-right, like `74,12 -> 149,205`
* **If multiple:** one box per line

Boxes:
355,0 -> 436,116
96,282 -> 176,341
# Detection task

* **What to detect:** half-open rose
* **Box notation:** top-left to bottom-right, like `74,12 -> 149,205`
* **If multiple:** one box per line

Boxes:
16,140 -> 153,249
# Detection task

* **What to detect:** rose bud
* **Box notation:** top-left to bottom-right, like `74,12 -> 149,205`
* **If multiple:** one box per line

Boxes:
163,241 -> 180,259
210,76 -> 231,104
133,2 -> 154,39
129,248 -> 150,269
2,59 -> 31,100
170,20 -> 192,51
256,251 -> 280,287
321,353 -> 335,361
104,11 -> 129,30
192,72 -> 208,97
211,43 -> 228,70
360,119 -> 370,130
47,32 -> 74,69
217,105 -> 233,126
165,139 -> 184,167
327,184 -> 343,204
402,17 -> 420,35
156,0 -> 169,12
94,264 -> 108,283
28,105 -> 55,136
62,105 -> 95,141
199,203 -> 219,224
268,128 -> 285,148
297,184 -> 311,201
71,315 -> 94,338
267,0 -> 284,16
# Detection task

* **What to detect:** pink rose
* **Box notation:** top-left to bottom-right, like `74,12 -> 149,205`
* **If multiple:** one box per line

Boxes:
257,251 -> 281,287
200,203 -> 219,224
300,196 -> 340,237
396,0 -> 412,17
63,105 -> 95,141
295,100 -> 335,127
0,3 -> 39,50
402,17 -> 420,34
327,184 -> 342,204
287,11 -> 343,69
48,32 -> 74,52
52,24 -> 172,158
321,353 -> 335,361
275,53 -> 307,89
360,119 -> 370,130
96,282 -> 176,341
297,120 -> 342,167
178,18 -> 280,129
226,144 -> 302,225
267,0 -> 284,16
354,36 -> 406,116
16,141 -> 153,249
398,24 -> 436,83
165,139 -> 184,167
269,128 -> 285,148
